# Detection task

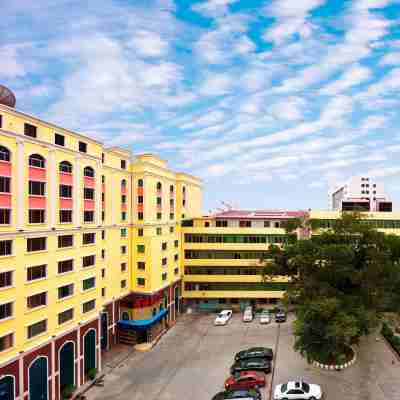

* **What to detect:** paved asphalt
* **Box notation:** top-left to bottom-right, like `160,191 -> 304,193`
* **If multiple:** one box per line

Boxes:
86,313 -> 400,400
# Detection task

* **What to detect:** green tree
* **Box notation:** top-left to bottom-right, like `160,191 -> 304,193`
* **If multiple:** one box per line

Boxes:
263,212 -> 400,363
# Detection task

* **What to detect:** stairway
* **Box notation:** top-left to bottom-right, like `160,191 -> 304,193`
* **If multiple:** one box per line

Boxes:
118,329 -> 137,345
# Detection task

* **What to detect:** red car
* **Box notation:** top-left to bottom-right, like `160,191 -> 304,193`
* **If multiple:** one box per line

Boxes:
224,371 -> 266,391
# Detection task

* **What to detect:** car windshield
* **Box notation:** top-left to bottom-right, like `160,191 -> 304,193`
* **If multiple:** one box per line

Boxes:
281,384 -> 287,393
302,382 -> 310,393
218,313 -> 226,318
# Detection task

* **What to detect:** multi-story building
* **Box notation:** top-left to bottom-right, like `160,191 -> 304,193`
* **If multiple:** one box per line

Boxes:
330,176 -> 392,212
0,90 -> 202,400
181,210 -> 307,311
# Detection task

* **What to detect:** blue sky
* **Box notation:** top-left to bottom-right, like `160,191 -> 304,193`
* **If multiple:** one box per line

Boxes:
2,0 -> 400,213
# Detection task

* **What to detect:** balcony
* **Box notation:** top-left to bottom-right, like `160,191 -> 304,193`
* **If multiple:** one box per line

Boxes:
156,204 -> 162,212
59,172 -> 73,185
84,176 -> 95,188
137,204 -> 143,212
156,189 -> 162,196
121,186 -> 127,195
59,198 -> 73,209
84,199 -> 95,210
0,161 -> 11,177
121,203 -> 127,211
182,290 -> 285,299
0,193 -> 11,207
29,196 -> 46,208
137,187 -> 143,196
29,167 -> 46,182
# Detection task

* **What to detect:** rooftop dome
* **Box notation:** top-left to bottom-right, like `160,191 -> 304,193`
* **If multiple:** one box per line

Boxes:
0,85 -> 16,108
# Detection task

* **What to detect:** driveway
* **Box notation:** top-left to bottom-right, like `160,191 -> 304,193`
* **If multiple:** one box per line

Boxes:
86,313 -> 400,400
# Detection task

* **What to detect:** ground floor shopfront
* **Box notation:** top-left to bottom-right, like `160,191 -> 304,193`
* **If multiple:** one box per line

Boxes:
183,297 -> 280,312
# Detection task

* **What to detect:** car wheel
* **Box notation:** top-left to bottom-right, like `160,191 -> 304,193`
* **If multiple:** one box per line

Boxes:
309,397 -> 316,400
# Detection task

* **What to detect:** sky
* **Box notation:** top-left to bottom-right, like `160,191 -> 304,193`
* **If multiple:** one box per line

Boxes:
1,0 -> 400,213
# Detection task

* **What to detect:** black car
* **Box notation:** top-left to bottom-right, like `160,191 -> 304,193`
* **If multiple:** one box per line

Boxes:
211,389 -> 262,400
275,310 -> 286,323
234,347 -> 273,362
230,357 -> 271,375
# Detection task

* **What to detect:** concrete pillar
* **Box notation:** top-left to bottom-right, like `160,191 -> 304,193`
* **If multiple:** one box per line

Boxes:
16,139 -> 25,230
95,161 -> 101,226
18,353 -> 24,399
77,325 -> 81,387
51,338 -> 56,400
48,150 -> 57,228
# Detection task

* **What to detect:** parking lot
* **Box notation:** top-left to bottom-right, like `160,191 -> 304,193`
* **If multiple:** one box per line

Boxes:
87,313 -> 400,400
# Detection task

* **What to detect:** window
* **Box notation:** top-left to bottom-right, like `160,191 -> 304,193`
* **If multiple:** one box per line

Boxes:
174,240 -> 179,248
58,308 -> 74,325
121,228 -> 127,237
121,245 -> 127,254
0,145 -> 10,161
137,244 -> 145,253
239,220 -> 251,228
28,154 -> 45,168
162,257 -> 167,266
82,232 -> 96,245
58,259 -> 74,274
0,177 -> 10,193
121,194 -> 127,204
264,221 -> 270,227
83,166 -> 94,177
157,212 -> 162,220
156,182 -> 162,191
156,197 -> 162,205
59,185 -> 72,198
101,287 -> 106,297
216,220 -> 228,227
121,280 -> 127,289
0,240 -> 12,256
121,262 -> 127,272
0,209 -> 11,224
101,211 -> 105,221
58,235 -> 73,248
29,209 -> 45,224
162,272 -> 167,281
0,271 -> 13,288
137,278 -> 145,286
174,254 -> 178,261
101,268 -> 106,278
24,123 -> 37,138
84,188 -> 94,199
101,249 -> 105,259
121,211 -> 127,221
138,195 -> 143,204
0,302 -> 13,320
58,284 -> 74,299
27,320 -> 47,339
101,175 -> 105,183
84,211 -> 94,223
59,210 -> 72,223
274,221 -> 280,228
137,262 -> 145,270
138,212 -> 143,220
174,267 -> 179,275
27,292 -> 47,309
156,227 -> 162,235
101,153 -> 105,163
0,333 -> 14,352
169,199 -> 174,206
170,213 -> 174,220
54,133 -> 65,146
82,277 -> 96,291
27,265 -> 47,281
79,141 -> 87,153
182,200 -> 186,207
170,226 -> 174,233
101,230 -> 105,240
138,179 -> 143,187
82,299 -> 96,313
29,181 -> 45,195
138,228 -> 143,237
162,242 -> 167,251
170,185 -> 174,193
82,255 -> 95,268
27,237 -> 46,252
121,160 -> 126,169
59,161 -> 72,173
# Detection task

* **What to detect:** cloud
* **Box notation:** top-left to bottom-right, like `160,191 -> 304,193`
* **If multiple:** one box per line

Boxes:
379,52 -> 400,66
129,30 -> 169,57
192,0 -> 239,18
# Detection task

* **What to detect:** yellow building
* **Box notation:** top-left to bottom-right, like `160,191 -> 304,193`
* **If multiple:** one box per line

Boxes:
181,210 -> 306,311
0,92 -> 202,400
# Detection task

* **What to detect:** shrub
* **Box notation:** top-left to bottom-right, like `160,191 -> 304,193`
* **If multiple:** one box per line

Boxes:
61,384 -> 76,399
87,368 -> 97,380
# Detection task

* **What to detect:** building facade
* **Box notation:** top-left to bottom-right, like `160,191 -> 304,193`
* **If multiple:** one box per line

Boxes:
0,102 -> 202,400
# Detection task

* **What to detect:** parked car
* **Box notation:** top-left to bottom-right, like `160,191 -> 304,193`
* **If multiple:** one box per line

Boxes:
243,307 -> 253,322
214,310 -> 233,326
224,371 -> 266,391
230,357 -> 271,375
275,310 -> 286,323
259,310 -> 271,324
274,380 -> 322,400
234,347 -> 273,362
212,388 -> 262,400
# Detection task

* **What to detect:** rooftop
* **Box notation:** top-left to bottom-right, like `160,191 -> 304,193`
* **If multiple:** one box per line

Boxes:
211,209 -> 308,219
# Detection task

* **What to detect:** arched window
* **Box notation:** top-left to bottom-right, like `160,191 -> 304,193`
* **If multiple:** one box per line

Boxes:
0,146 -> 10,162
182,186 -> 186,194
121,179 -> 127,188
59,161 -> 72,173
170,185 -> 174,193
83,166 -> 94,178
156,182 -> 162,191
29,154 -> 45,168
0,375 -> 15,400
138,179 -> 143,188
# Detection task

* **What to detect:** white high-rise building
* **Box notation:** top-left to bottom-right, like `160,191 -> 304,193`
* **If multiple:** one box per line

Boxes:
330,176 -> 392,212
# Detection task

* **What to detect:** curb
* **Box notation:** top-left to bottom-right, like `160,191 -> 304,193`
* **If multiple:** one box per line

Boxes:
311,346 -> 356,371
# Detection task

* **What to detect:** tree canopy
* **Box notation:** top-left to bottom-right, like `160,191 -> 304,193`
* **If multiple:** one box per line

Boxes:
263,212 -> 400,363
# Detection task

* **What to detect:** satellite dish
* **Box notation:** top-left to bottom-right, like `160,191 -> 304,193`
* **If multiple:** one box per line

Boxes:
0,85 -> 16,108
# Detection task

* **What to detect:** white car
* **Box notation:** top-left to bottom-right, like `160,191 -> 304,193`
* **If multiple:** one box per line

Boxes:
243,308 -> 253,322
214,310 -> 233,325
259,310 -> 271,324
274,380 -> 322,400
